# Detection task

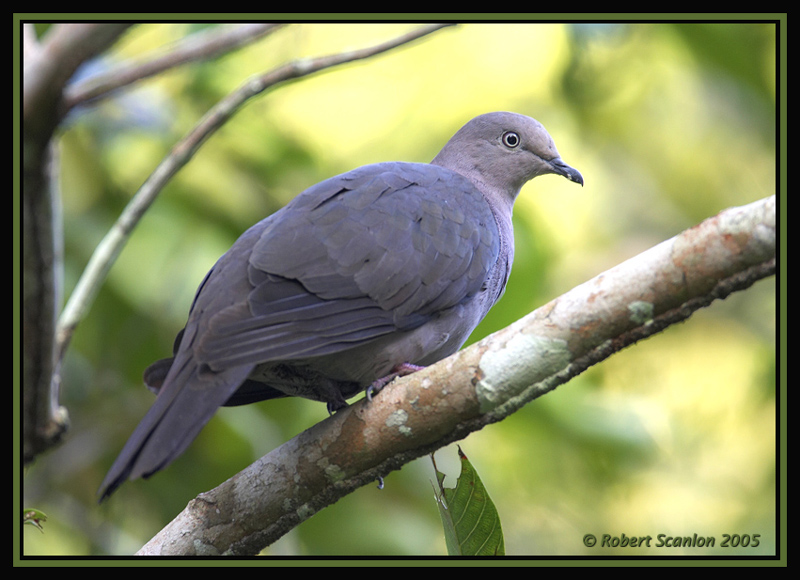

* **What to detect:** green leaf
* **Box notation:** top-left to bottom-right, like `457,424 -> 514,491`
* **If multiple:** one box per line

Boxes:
23,508 -> 47,532
432,446 -> 505,556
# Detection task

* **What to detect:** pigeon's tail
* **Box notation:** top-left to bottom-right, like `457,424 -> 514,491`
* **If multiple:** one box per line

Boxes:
97,356 -> 253,501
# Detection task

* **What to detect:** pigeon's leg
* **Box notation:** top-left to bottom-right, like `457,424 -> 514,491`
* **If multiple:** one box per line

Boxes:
366,362 -> 426,401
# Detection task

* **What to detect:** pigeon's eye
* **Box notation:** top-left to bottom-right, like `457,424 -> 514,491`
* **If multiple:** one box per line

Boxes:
502,131 -> 520,148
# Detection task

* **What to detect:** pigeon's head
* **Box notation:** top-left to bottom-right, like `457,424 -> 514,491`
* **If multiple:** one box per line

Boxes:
433,112 -> 583,203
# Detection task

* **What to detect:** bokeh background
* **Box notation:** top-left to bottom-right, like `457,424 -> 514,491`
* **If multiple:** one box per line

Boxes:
21,20 -> 779,558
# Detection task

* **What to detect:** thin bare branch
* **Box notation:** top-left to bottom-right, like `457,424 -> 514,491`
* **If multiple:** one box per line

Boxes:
62,23 -> 285,110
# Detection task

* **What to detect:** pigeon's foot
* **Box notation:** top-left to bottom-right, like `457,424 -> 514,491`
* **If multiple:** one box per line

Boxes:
366,362 -> 426,402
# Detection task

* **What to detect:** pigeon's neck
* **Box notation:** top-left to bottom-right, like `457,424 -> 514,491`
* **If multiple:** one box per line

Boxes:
486,187 -> 515,271
432,151 -> 520,213
462,172 -> 517,303
431,151 -> 517,283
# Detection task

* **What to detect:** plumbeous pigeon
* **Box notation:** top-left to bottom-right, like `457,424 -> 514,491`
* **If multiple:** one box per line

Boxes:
98,111 -> 583,500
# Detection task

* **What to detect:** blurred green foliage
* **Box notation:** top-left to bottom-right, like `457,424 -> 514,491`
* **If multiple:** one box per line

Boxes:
21,21 -> 778,557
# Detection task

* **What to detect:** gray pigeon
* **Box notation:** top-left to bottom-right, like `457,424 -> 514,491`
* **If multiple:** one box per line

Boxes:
98,112 -> 583,500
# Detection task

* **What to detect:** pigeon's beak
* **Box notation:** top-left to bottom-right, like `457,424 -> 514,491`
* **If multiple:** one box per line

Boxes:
548,157 -> 584,186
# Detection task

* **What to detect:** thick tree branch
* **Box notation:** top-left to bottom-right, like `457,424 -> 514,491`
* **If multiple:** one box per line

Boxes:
22,23 -> 133,135
22,23 -> 132,464
137,195 -> 776,556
